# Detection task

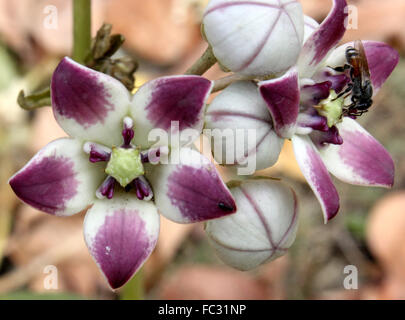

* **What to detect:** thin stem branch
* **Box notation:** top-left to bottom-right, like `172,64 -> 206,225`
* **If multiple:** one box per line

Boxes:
72,0 -> 92,64
185,46 -> 217,76
120,268 -> 144,300
212,74 -> 255,93
17,88 -> 51,110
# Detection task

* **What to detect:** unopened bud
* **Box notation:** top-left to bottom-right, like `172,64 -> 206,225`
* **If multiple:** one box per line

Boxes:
202,0 -> 304,76
206,179 -> 298,270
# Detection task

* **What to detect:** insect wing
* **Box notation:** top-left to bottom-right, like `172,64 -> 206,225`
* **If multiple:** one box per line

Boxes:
354,40 -> 371,85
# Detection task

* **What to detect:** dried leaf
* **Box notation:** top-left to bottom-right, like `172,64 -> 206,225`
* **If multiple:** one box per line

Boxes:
158,265 -> 268,300
106,0 -> 202,64
367,191 -> 405,276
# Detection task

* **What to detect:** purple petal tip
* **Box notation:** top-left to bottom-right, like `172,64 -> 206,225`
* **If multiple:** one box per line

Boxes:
51,57 -> 114,129
167,165 -> 236,222
145,76 -> 213,131
339,129 -> 395,188
364,41 -> 400,91
259,70 -> 300,138
9,155 -> 78,215
91,209 -> 155,289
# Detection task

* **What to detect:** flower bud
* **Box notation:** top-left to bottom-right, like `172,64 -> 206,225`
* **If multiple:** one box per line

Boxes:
205,179 -> 298,271
204,81 -> 283,174
202,0 -> 304,76
303,15 -> 319,43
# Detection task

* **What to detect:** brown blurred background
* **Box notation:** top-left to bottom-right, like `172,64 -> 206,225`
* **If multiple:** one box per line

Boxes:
0,0 -> 405,300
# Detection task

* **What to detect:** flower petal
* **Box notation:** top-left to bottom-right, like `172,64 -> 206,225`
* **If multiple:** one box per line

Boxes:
9,138 -> 105,216
292,135 -> 340,223
130,76 -> 212,149
146,147 -> 236,224
83,194 -> 160,289
297,111 -> 329,132
326,41 -> 399,92
259,68 -> 300,138
303,15 -> 319,43
206,179 -> 298,271
318,117 -> 394,188
300,81 -> 332,107
205,81 -> 284,172
51,57 -> 132,147
363,42 -> 399,91
311,125 -> 343,145
313,70 -> 350,94
298,0 -> 348,78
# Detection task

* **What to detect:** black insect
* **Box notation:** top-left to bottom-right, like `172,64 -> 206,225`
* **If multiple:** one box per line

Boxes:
331,40 -> 373,118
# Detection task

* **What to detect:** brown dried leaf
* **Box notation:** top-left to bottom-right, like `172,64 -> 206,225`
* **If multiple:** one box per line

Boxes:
256,256 -> 289,300
155,216 -> 195,264
0,0 -> 105,58
30,107 -> 67,152
6,206 -> 107,296
106,0 -> 202,64
342,0 -> 405,48
366,190 -> 405,299
144,216 -> 195,289
367,191 -> 405,277
301,0 -> 331,20
302,0 -> 405,49
158,265 -> 268,300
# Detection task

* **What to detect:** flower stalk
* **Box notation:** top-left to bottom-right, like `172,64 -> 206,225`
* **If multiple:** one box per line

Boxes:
17,87 -> 51,110
120,268 -> 144,300
185,46 -> 217,76
212,74 -> 253,93
73,0 -> 92,64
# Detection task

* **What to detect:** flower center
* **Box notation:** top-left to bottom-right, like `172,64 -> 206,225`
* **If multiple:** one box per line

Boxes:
105,147 -> 144,187
316,90 -> 344,128
83,116 -> 163,201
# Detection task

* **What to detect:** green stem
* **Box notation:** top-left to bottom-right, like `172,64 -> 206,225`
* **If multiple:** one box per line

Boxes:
72,0 -> 92,64
120,269 -> 144,300
212,74 -> 254,93
185,46 -> 217,75
17,88 -> 51,110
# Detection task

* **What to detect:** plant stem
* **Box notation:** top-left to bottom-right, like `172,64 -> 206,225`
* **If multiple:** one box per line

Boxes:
17,88 -> 51,110
72,0 -> 92,64
120,269 -> 144,300
185,46 -> 217,75
212,74 -> 254,92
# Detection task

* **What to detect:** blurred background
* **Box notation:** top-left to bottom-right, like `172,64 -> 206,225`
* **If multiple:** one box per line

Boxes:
0,0 -> 405,300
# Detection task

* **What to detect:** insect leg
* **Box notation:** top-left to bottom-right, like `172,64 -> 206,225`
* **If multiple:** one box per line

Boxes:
334,83 -> 353,100
328,64 -> 351,73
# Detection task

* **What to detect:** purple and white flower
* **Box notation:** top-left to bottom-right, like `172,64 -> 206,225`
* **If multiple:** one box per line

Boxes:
202,0 -> 304,76
9,57 -> 237,289
206,0 -> 398,223
206,179 -> 298,270
259,0 -> 398,222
